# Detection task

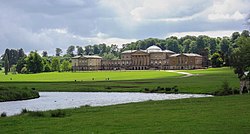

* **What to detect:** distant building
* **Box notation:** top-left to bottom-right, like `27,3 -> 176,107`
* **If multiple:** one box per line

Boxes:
72,45 -> 203,71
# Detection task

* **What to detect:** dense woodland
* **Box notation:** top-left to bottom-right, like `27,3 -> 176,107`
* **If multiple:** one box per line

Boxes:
0,30 -> 249,74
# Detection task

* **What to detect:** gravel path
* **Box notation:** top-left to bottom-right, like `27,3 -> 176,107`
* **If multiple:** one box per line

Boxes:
166,70 -> 198,78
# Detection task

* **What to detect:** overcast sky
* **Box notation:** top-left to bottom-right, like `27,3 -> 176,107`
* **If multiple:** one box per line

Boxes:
0,0 -> 250,55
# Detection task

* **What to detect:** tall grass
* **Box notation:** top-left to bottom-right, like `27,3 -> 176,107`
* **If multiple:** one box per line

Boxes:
0,86 -> 39,102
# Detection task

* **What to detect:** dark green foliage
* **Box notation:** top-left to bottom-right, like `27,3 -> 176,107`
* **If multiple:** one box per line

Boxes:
241,30 -> 250,37
213,80 -> 239,96
211,52 -> 223,67
144,86 -> 179,93
144,88 -> 149,92
1,112 -> 7,117
28,111 -> 45,117
231,36 -> 250,78
16,57 -> 26,73
51,57 -> 60,72
0,86 -> 40,102
2,48 -> 26,74
50,110 -> 66,117
76,46 -> 84,55
26,52 -> 43,73
67,45 -> 75,57
55,48 -> 63,56
4,53 -> 9,75
42,51 -> 48,57
21,108 -> 28,114
105,87 -> 112,90
60,60 -> 71,72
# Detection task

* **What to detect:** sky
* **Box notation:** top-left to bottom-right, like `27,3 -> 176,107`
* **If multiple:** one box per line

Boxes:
0,0 -> 250,55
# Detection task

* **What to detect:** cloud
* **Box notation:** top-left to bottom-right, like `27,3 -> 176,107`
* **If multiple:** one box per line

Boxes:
206,0 -> 250,21
167,30 -> 240,38
0,0 -> 249,55
208,11 -> 246,21
130,0 -> 211,20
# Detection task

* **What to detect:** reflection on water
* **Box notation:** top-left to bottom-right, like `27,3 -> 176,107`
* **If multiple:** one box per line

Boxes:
0,92 -> 212,116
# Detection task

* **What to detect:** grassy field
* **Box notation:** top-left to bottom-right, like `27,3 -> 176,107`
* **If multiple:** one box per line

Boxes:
0,94 -> 249,133
0,70 -> 182,81
0,67 -> 239,94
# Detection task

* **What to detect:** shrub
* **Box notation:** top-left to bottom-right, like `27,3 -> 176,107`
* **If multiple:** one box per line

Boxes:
28,111 -> 45,117
156,86 -> 161,91
83,105 -> 90,107
21,108 -> 28,114
213,81 -> 239,96
144,88 -> 149,92
51,110 -> 66,117
165,87 -> 171,92
1,112 -> 7,117
105,87 -> 112,90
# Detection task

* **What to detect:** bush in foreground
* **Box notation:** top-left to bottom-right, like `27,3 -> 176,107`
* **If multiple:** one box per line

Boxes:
50,110 -> 66,117
28,111 -> 45,117
213,80 -> 240,96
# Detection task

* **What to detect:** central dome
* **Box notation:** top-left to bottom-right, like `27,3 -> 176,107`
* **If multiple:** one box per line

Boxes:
146,45 -> 162,52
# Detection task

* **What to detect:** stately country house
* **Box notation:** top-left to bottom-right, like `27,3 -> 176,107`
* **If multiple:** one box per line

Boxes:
72,45 -> 203,71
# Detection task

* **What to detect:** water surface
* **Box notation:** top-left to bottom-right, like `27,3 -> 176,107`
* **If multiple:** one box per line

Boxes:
0,92 -> 212,116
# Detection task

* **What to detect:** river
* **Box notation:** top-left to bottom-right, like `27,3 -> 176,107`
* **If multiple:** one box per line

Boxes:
0,92 -> 212,116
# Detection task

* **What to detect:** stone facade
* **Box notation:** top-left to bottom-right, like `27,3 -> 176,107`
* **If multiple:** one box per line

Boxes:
72,45 -> 203,71
72,55 -> 102,71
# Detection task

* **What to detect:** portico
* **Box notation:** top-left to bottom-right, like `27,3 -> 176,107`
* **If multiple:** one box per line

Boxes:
131,51 -> 150,70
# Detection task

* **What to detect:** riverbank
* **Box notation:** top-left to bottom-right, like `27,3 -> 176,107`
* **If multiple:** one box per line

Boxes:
0,86 -> 39,102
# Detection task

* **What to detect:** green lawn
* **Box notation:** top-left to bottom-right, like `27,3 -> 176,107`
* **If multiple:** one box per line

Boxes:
0,70 -> 182,82
0,67 -> 239,94
0,94 -> 249,134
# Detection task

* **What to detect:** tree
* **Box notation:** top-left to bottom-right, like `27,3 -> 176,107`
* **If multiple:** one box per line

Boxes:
51,57 -> 60,72
3,48 -> 26,69
182,39 -> 192,52
231,36 -> 250,93
4,53 -> 9,75
85,45 -> 94,55
231,32 -> 240,43
56,48 -> 63,56
102,53 -> 119,60
166,38 -> 181,53
26,52 -> 43,73
241,30 -> 250,37
209,38 -> 218,55
67,45 -> 75,57
76,46 -> 84,56
42,58 -> 51,72
220,37 -> 232,66
61,60 -> 71,72
211,52 -> 223,67
16,57 -> 26,73
189,41 -> 197,53
42,51 -> 48,57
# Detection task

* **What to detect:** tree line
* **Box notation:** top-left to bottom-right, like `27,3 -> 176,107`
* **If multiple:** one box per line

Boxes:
1,50 -> 71,75
0,30 -> 249,74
